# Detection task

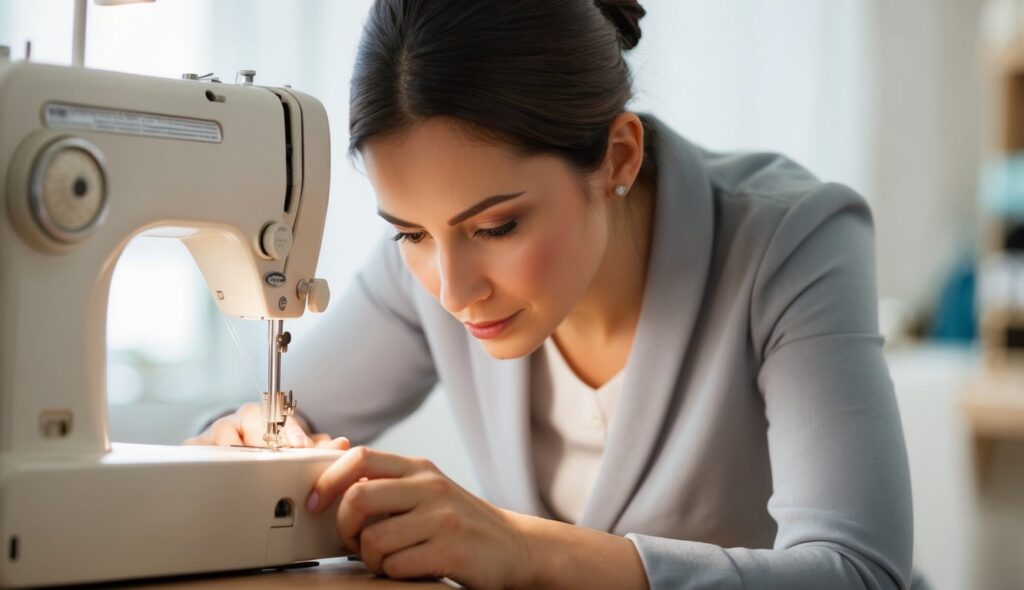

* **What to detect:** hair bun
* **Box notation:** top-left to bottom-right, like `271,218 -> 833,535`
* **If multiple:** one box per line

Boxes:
594,0 -> 646,50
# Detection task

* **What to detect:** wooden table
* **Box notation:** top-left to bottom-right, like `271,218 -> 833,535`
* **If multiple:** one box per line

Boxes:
111,558 -> 457,589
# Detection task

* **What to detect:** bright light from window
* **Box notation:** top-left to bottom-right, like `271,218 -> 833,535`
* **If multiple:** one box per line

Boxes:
107,238 -> 204,364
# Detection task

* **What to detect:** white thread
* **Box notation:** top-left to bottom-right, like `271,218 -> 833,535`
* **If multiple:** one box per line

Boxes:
222,316 -> 264,396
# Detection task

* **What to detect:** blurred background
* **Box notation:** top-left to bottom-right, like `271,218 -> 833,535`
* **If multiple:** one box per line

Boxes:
1,0 -> 1021,588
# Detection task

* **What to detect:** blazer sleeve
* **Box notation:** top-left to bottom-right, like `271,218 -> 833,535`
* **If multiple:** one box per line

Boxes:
286,233 -> 439,445
626,184 -> 913,590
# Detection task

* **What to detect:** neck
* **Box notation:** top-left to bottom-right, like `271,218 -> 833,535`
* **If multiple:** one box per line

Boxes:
556,175 -> 655,351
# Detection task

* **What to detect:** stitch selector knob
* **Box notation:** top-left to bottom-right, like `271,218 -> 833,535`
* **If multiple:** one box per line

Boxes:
259,221 -> 293,260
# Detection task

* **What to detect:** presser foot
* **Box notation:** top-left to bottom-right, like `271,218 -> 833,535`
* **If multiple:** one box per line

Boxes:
262,431 -> 285,450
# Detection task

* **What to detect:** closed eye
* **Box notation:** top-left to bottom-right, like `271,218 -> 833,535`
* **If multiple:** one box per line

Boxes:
391,230 -> 427,244
474,220 -> 517,240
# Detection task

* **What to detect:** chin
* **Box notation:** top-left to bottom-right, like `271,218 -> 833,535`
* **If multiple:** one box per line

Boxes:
476,332 -> 545,360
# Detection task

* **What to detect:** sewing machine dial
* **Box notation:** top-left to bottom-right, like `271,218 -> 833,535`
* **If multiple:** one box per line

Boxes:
7,134 -> 110,251
30,137 -> 108,243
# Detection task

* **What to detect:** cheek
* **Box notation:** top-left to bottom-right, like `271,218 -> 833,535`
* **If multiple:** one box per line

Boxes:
499,214 -> 600,303
498,238 -> 560,298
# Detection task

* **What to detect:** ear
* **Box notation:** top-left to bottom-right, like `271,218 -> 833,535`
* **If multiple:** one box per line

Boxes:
601,112 -> 645,199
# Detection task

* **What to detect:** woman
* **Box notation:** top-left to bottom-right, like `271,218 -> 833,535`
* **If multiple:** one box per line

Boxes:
189,1 -> 914,588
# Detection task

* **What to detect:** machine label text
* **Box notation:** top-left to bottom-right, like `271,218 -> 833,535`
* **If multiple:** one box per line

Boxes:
44,103 -> 223,143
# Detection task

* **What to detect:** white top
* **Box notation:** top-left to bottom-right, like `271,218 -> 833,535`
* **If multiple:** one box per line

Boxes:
530,338 -> 625,523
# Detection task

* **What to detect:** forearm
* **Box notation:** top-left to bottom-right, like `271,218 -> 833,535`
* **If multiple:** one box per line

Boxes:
508,511 -> 649,590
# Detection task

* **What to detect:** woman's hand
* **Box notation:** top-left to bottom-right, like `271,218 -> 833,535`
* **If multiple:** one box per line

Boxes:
306,446 -> 533,589
183,402 -> 350,450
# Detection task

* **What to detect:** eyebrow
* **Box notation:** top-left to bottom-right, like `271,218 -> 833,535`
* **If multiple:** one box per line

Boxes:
377,191 -> 526,228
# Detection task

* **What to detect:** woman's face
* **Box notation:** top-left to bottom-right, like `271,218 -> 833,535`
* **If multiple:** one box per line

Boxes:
363,118 -> 611,359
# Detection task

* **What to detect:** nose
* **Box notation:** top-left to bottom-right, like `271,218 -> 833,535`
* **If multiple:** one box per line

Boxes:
437,244 -> 490,314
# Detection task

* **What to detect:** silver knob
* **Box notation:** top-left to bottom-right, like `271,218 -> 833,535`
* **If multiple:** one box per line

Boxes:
236,69 -> 256,85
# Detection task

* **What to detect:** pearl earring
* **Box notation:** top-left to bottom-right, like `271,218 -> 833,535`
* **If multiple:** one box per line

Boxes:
614,185 -> 629,197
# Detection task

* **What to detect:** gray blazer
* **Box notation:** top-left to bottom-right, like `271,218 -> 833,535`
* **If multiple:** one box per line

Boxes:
292,116 -> 913,590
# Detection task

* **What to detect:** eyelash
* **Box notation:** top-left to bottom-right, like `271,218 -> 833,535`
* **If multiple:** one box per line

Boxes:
391,231 -> 426,244
391,220 -> 518,244
477,219 -> 518,240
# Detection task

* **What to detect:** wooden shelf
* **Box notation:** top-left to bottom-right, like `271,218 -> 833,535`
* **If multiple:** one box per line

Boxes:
972,4 -> 1024,486
989,43 -> 1024,152
962,369 -> 1024,484
987,42 -> 1024,77
980,35 -> 1024,316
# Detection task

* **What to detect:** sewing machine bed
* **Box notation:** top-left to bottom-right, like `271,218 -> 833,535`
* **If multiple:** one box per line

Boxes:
0,443 -> 348,588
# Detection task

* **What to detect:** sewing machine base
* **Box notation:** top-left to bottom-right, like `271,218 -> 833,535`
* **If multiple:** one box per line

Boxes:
0,443 -> 348,588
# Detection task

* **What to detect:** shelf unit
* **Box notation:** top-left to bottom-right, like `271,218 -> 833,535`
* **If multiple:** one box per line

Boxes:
968,27 -> 1024,482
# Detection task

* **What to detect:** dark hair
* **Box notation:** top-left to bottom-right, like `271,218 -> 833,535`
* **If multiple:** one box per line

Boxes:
348,0 -> 653,178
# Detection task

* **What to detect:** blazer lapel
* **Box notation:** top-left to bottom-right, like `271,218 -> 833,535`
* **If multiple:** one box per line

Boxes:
577,117 -> 715,531
468,342 -> 546,517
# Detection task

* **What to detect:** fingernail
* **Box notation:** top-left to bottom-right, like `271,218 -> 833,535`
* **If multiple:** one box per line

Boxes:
306,492 -> 320,512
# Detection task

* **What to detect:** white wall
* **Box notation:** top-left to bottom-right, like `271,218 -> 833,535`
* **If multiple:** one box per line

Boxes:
631,0 -> 872,194
868,0 -> 987,314
631,1 -> 988,314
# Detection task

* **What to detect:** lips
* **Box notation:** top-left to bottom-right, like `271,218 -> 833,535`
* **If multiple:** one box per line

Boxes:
464,310 -> 522,340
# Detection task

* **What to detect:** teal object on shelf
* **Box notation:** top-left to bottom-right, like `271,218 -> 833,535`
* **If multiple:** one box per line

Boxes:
982,154 -> 1024,218
928,252 -> 976,342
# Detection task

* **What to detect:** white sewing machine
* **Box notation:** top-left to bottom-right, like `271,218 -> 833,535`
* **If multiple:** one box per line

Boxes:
0,55 -> 349,587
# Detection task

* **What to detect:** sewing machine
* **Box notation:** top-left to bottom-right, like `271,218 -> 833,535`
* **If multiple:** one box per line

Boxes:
0,56 -> 349,587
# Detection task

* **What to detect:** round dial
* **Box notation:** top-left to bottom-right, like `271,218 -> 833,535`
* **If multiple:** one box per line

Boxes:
259,221 -> 293,260
24,137 -> 109,245
38,147 -> 106,235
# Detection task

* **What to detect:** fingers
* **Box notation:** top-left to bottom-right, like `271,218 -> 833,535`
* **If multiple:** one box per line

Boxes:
314,436 -> 350,451
358,510 -> 435,574
238,404 -> 268,446
283,422 -> 350,450
208,417 -> 245,446
336,477 -> 428,551
239,404 -> 309,447
379,539 -> 450,581
283,423 -> 314,448
183,404 -> 250,446
182,403 -> 351,450
307,447 -> 424,513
